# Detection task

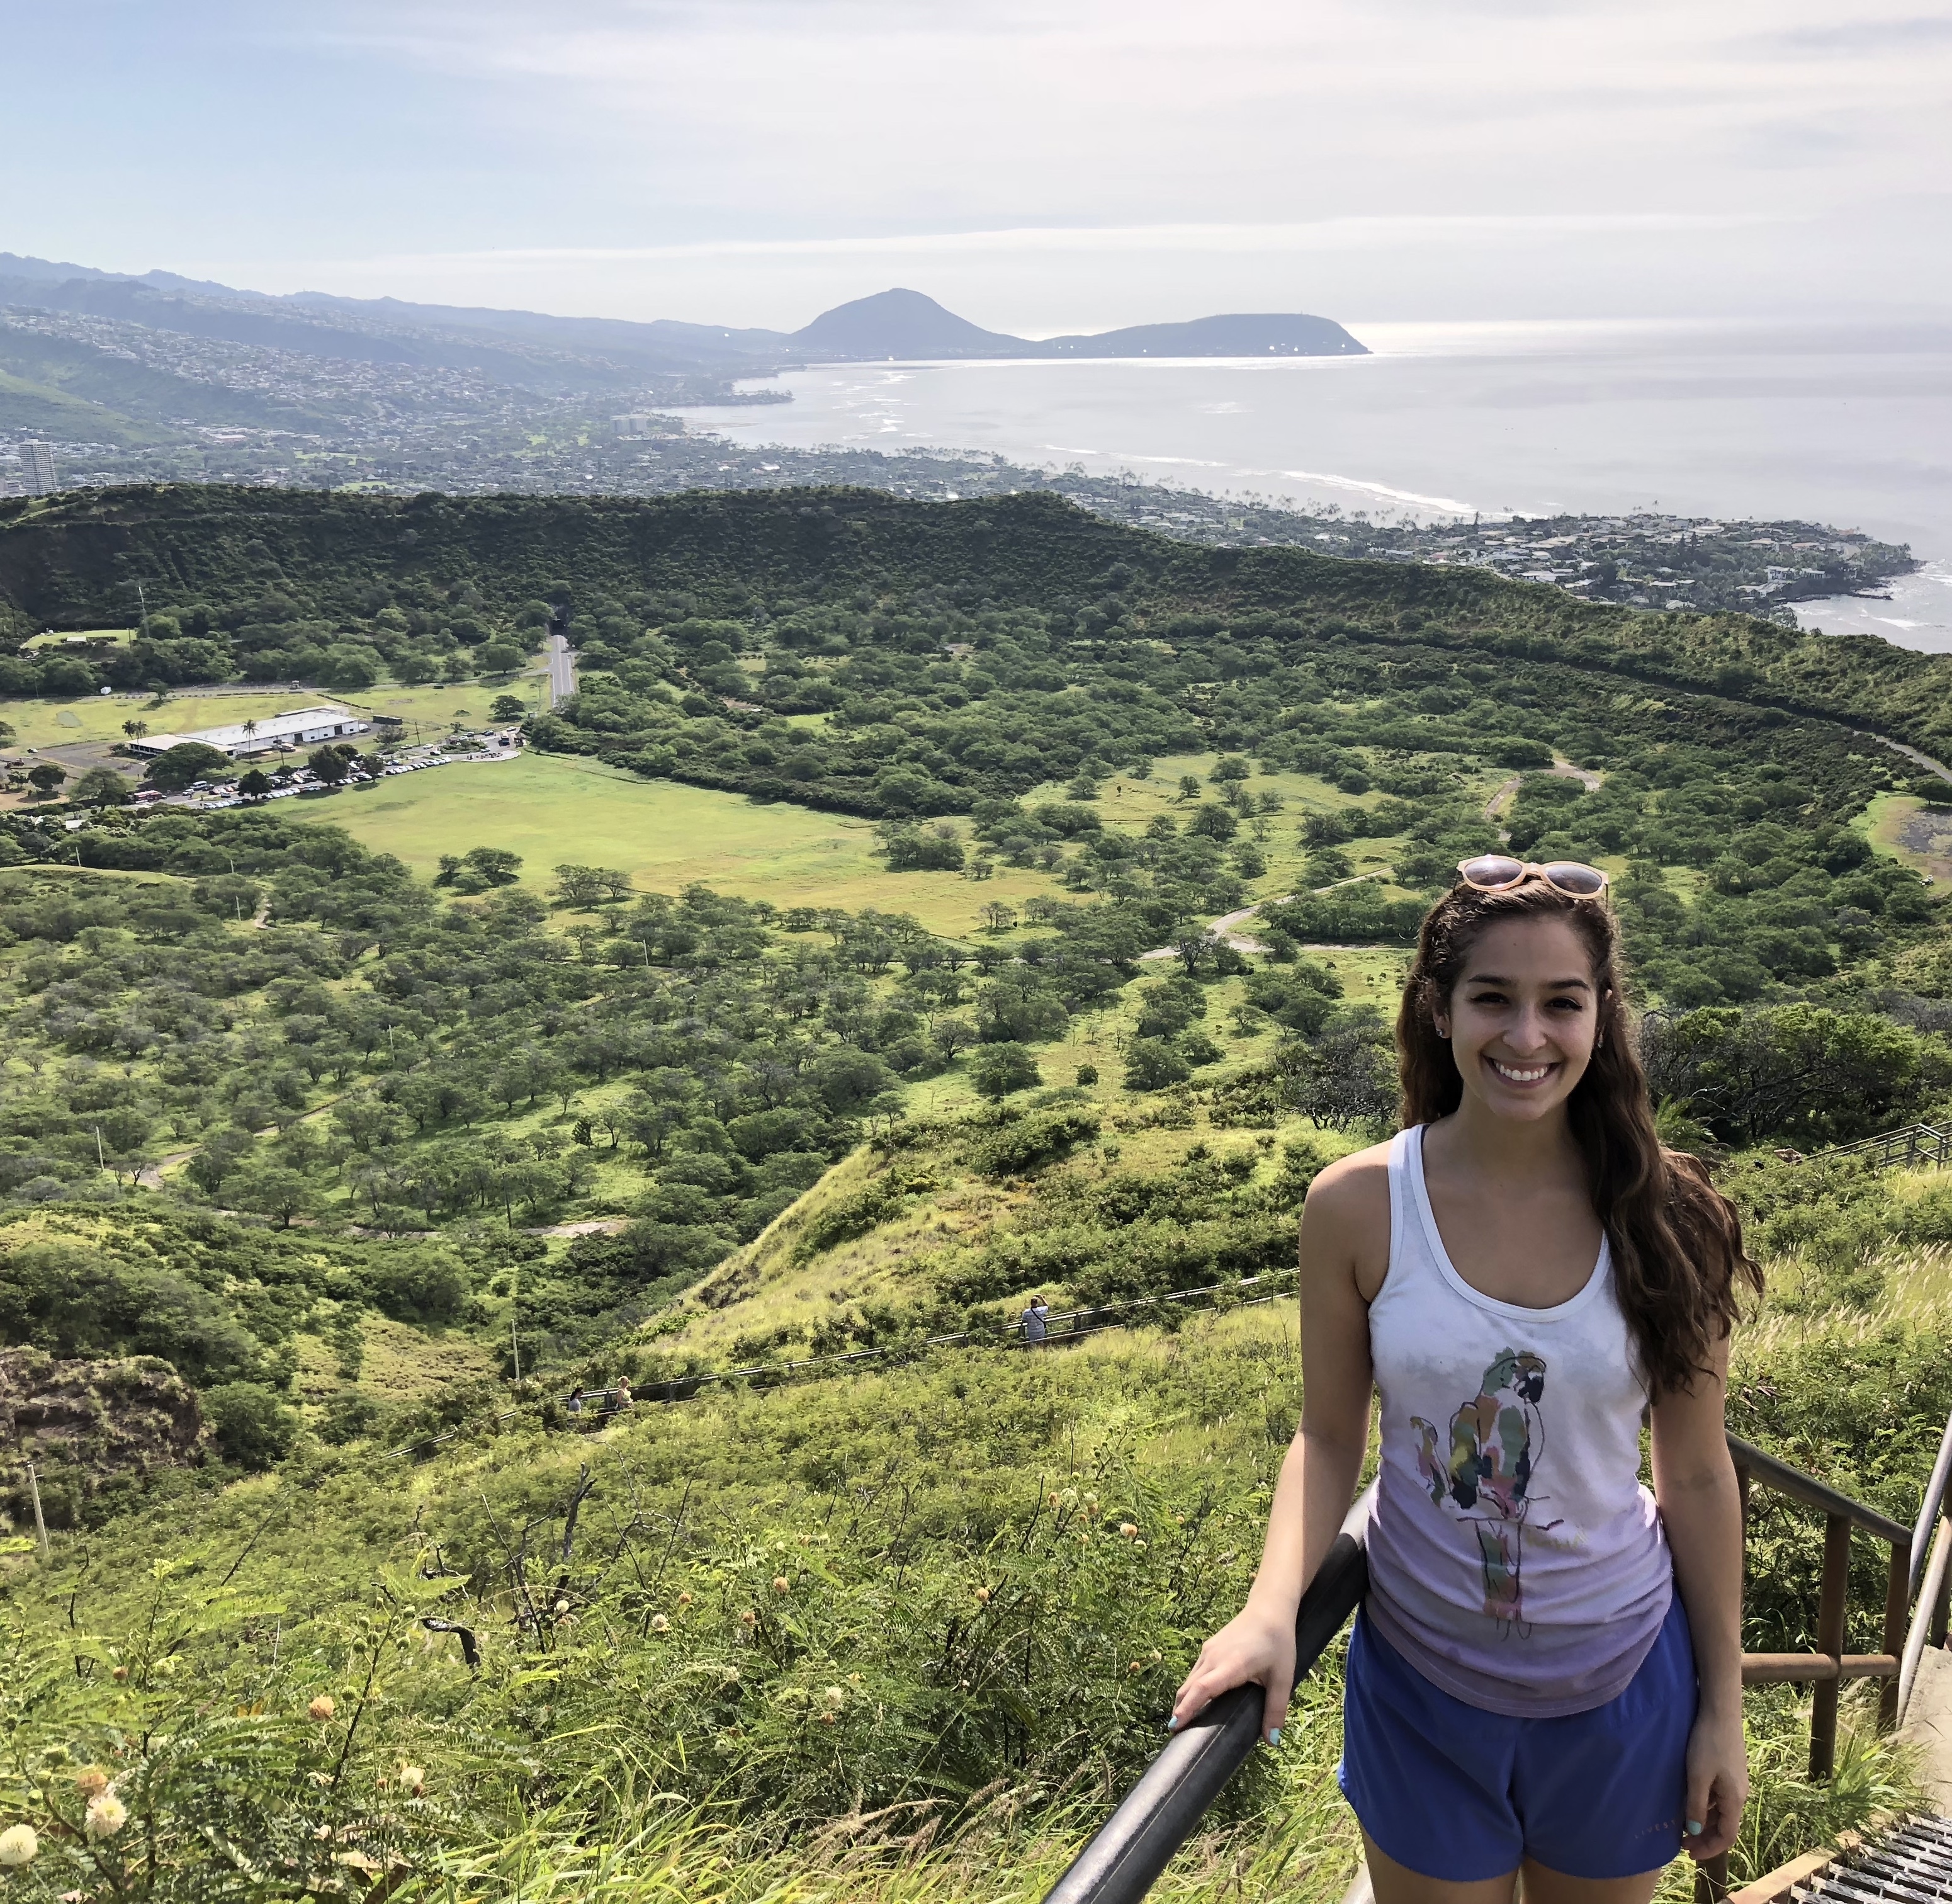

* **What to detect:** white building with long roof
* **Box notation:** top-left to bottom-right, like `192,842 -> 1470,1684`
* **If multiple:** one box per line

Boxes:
125,705 -> 369,759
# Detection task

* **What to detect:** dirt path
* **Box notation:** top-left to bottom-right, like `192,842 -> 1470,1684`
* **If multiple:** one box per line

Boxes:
1481,758 -> 1603,824
1137,870 -> 1393,960
137,1083 -> 364,1189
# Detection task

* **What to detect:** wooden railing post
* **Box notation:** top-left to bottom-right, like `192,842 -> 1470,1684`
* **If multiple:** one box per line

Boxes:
1881,1538 -> 1910,1731
1810,1513 -> 1851,1779
1696,1850 -> 1729,1904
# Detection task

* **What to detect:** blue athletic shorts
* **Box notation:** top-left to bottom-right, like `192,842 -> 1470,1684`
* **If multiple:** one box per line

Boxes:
1338,1592 -> 1696,1881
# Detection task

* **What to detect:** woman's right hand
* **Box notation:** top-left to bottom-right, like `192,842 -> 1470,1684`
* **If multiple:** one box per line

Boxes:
1168,1602 -> 1298,1744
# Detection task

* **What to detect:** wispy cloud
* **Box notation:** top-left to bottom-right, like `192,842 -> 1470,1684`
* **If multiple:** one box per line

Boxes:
10,0 -> 1952,324
302,212 -> 1780,276
1751,14 -> 1952,53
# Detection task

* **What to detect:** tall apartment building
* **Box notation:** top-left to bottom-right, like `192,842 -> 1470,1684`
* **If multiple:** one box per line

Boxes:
16,441 -> 56,496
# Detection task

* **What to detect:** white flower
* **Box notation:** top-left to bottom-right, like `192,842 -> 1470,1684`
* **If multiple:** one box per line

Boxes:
85,1792 -> 128,1839
0,1823 -> 38,1866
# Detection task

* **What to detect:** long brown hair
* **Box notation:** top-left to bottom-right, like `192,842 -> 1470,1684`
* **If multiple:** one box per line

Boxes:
1394,880 -> 1759,1397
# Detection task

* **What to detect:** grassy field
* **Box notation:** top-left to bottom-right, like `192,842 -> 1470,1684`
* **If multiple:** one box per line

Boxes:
1865,793 -> 1952,886
288,752 -> 1074,935
360,668 -> 550,736
0,666 -> 548,750
23,627 -> 133,649
0,689 -> 364,751
271,742 -> 1510,944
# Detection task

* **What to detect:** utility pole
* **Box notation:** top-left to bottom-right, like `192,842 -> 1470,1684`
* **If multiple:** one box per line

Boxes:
26,1463 -> 48,1561
134,580 -> 152,642
509,1263 -> 521,1389
94,1126 -> 105,1170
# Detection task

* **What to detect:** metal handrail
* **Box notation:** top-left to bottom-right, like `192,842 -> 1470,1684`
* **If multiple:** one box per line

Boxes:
1893,1406 -> 1952,1725
1041,1488 -> 1373,1904
1046,1418 -> 1952,1904
1898,1519 -> 1952,1725
1909,1410 -> 1952,1598
1804,1123 -> 1952,1170
1727,1433 -> 1910,1546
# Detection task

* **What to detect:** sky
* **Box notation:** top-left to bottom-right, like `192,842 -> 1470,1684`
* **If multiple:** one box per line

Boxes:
7,0 -> 1952,332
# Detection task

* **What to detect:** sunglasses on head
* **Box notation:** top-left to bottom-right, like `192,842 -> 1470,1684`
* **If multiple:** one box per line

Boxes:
1455,855 -> 1610,899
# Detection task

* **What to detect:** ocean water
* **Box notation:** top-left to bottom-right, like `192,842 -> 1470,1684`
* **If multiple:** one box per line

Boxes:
677,316 -> 1952,655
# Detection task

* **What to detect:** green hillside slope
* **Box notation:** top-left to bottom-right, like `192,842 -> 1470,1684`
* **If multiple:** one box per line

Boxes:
2,487 -> 1951,759
0,326 -> 311,432
0,484 -> 1948,1901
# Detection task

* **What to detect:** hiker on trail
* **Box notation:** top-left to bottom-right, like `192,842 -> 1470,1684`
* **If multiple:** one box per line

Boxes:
566,1391 -> 584,1418
614,1376 -> 633,1410
1020,1295 -> 1049,1344
1172,856 -> 1757,1901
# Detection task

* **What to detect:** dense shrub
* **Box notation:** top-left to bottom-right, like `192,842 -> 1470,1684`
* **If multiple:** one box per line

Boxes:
201,1380 -> 298,1469
967,1106 -> 1102,1179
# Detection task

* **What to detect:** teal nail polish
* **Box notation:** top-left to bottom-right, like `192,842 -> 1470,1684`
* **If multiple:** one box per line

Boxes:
1268,1728 -> 1282,1747
1165,1716 -> 1181,1734
1686,1821 -> 1703,1836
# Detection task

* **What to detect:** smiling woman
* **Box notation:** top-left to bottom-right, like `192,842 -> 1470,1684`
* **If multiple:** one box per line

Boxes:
1171,868 -> 1763,1904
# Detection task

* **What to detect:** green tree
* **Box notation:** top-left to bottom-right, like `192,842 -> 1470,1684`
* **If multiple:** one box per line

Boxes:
554,864 -> 606,907
26,762 -> 67,797
203,1381 -> 299,1470
69,765 -> 132,807
226,1164 -> 320,1229
316,643 -> 380,693
1642,1004 -> 1942,1147
144,742 -> 232,793
237,768 -> 274,800
968,1041 -> 1041,1099
1277,1009 -> 1397,1131
307,744 -> 353,785
490,694 -> 528,722
1122,1038 -> 1192,1092
463,846 -> 523,887
184,1128 -> 257,1194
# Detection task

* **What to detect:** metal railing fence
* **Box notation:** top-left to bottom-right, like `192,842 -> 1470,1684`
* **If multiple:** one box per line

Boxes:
1042,1415 -> 1952,1904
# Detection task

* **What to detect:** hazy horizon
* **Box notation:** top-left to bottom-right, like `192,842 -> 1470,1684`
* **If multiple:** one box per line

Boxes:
8,1 -> 1952,335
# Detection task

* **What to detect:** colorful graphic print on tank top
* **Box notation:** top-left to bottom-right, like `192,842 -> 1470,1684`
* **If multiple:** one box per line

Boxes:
1411,1347 -> 1555,1635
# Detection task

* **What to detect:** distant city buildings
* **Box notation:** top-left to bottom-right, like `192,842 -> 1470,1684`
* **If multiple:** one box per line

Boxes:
16,441 -> 56,495
611,414 -> 661,438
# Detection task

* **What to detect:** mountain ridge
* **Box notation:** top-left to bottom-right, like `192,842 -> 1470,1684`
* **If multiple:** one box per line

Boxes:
0,253 -> 1366,375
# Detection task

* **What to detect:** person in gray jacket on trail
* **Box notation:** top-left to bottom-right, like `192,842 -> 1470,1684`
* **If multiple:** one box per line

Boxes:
1021,1295 -> 1049,1344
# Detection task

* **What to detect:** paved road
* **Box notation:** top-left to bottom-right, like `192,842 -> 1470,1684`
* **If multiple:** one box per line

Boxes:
1863,730 -> 1952,785
544,632 -> 577,709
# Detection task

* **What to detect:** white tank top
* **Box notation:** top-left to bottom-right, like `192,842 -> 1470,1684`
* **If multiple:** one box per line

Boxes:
1363,1125 -> 1674,1716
